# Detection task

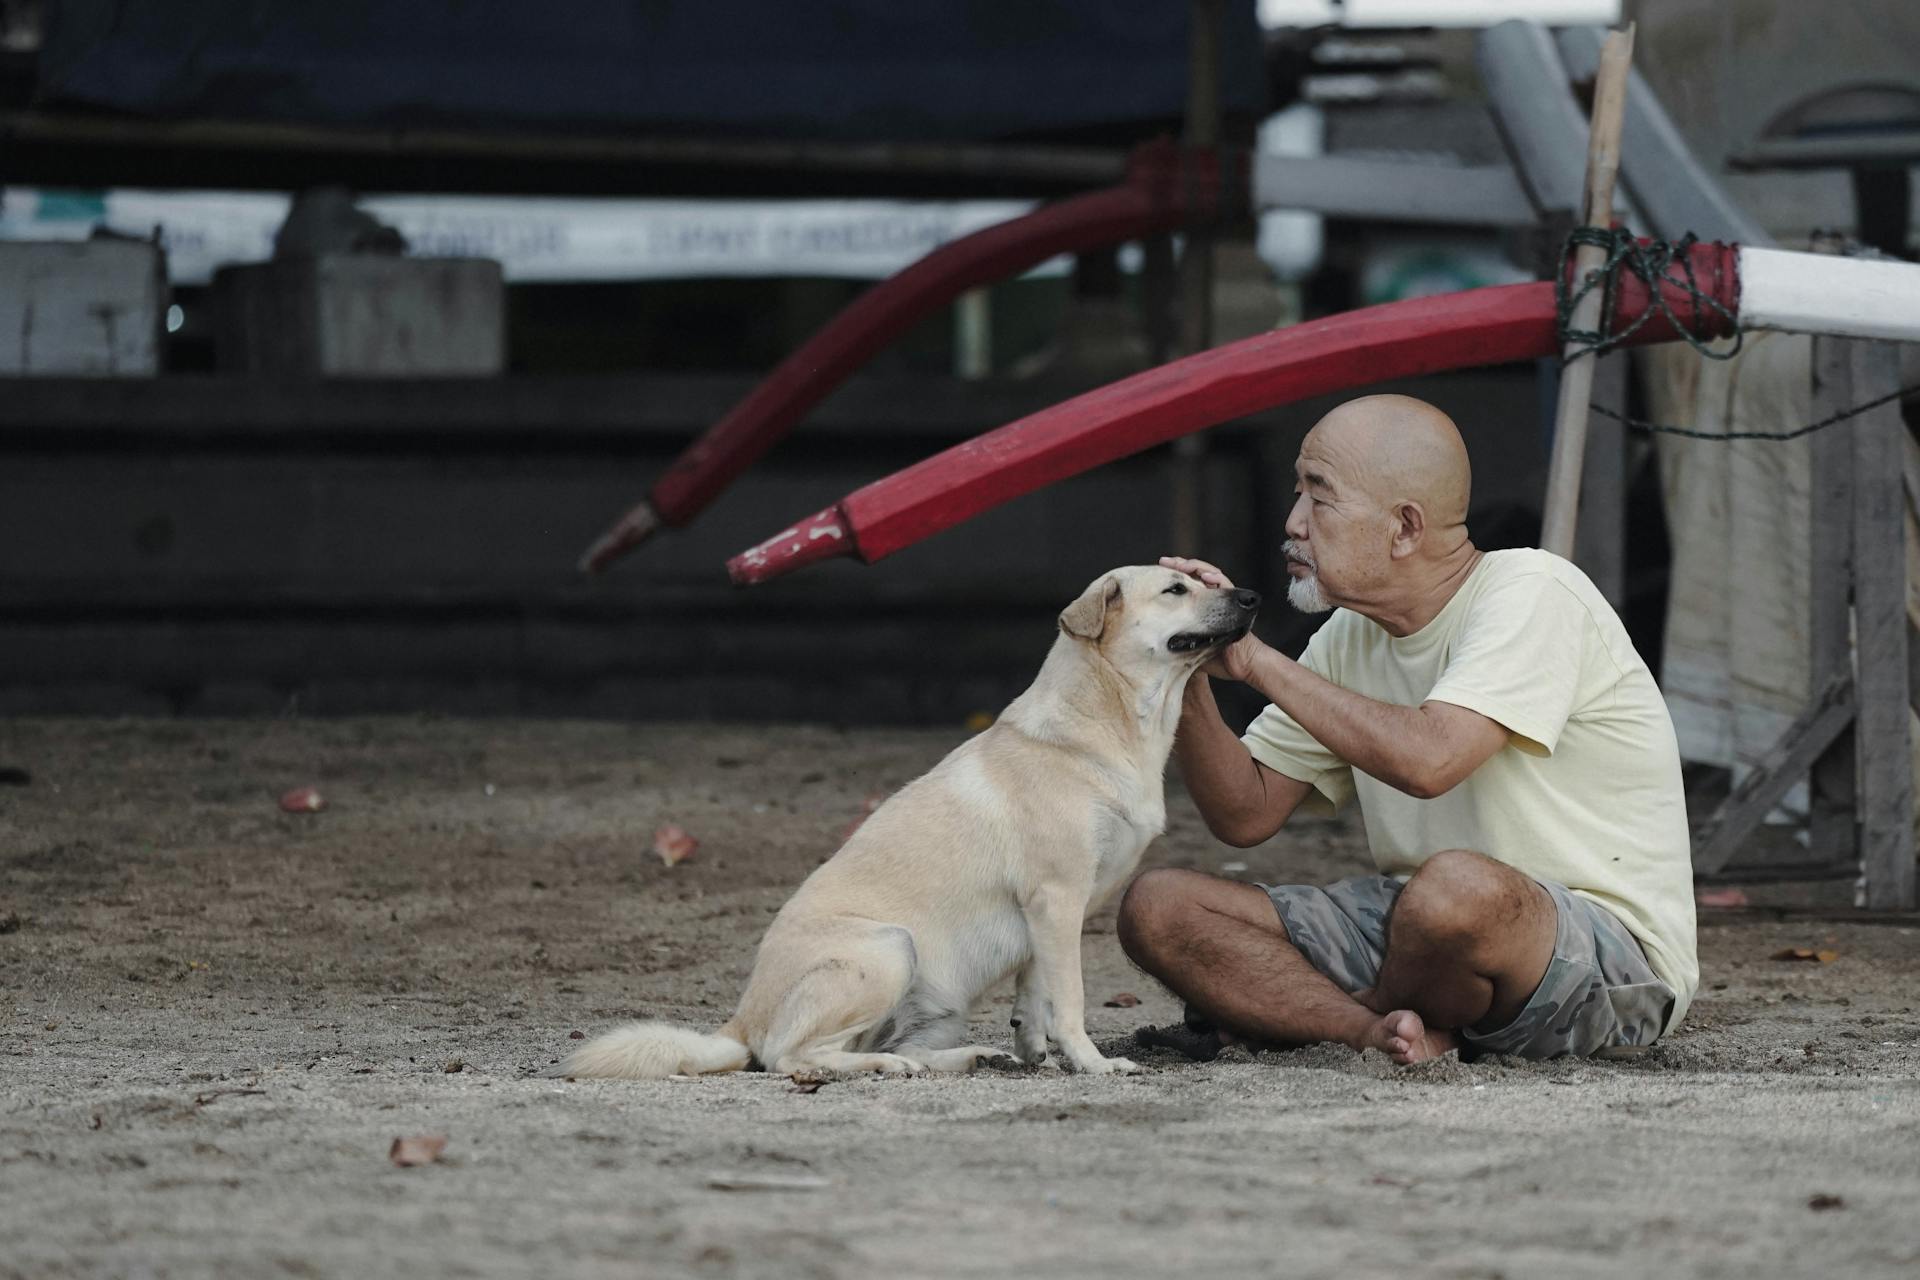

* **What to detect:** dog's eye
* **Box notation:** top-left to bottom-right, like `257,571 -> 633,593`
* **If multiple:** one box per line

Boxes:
1163,583 -> 1188,596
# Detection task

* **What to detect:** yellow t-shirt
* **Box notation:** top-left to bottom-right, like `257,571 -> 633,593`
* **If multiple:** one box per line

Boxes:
1242,548 -> 1698,1031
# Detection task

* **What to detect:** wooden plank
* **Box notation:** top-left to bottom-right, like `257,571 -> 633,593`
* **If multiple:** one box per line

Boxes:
1807,335 -> 1860,868
1848,340 -> 1916,909
1573,351 -> 1627,606
1693,672 -> 1856,874
1476,21 -> 1591,217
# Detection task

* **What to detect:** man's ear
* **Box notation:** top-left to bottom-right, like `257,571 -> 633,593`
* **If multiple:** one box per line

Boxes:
1059,575 -> 1123,640
1390,501 -> 1427,560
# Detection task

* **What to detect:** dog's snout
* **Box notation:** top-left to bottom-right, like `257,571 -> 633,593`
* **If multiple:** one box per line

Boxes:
1232,588 -> 1261,611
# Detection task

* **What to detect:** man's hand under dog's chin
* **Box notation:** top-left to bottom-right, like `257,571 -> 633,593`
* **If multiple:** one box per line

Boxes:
1207,630 -> 1268,683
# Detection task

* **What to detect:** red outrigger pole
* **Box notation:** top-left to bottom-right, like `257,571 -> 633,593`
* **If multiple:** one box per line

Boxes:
579,140 -> 1242,573
727,238 -> 1743,585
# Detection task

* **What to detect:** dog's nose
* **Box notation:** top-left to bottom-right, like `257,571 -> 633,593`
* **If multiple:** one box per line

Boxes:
1233,588 -> 1261,610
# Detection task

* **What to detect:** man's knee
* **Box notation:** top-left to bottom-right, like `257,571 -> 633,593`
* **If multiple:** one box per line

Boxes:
1117,868 -> 1204,962
1392,849 -> 1511,949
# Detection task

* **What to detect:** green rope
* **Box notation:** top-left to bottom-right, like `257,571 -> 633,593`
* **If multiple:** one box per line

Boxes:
1554,226 -> 1743,366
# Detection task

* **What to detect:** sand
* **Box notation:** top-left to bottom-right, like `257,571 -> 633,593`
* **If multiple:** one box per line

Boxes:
2,716 -> 1917,1279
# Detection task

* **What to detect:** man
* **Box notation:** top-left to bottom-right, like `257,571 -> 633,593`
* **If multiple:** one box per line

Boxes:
1120,393 -> 1696,1064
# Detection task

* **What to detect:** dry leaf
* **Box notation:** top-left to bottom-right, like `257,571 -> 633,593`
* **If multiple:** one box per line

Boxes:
389,1135 -> 448,1167
278,786 -> 325,814
653,823 -> 698,866
963,710 -> 995,733
1103,993 -> 1141,1008
706,1172 -> 828,1192
1808,1193 -> 1845,1211
568,1030 -> 585,1040
1695,887 -> 1750,908
1771,948 -> 1839,964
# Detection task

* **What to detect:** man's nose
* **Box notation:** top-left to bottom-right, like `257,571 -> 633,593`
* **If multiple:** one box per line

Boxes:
1232,589 -> 1261,611
1284,493 -> 1310,540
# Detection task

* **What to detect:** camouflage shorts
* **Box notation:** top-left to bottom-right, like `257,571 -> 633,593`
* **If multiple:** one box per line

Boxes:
1259,873 -> 1675,1059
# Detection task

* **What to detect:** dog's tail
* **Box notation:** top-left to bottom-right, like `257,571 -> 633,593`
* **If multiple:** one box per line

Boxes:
549,1020 -> 751,1080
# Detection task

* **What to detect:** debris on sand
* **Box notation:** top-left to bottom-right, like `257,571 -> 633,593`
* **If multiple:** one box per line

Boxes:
1808,1193 -> 1846,1211
278,786 -> 325,814
653,823 -> 697,866
1696,887 -> 1750,908
388,1135 -> 448,1167
0,766 -> 30,786
1104,993 -> 1141,1008
1772,947 -> 1839,964
706,1172 -> 829,1192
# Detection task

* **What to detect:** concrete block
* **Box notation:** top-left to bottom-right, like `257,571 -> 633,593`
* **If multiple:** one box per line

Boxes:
214,256 -> 505,377
0,239 -> 167,376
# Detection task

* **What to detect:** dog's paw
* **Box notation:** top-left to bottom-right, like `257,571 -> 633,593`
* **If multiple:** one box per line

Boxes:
1070,1054 -> 1142,1076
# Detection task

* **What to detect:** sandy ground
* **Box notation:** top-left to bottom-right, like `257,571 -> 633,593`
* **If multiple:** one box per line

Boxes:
2,715 -> 1918,1279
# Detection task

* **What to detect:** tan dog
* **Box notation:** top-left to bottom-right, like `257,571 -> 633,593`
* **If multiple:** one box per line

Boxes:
557,566 -> 1260,1079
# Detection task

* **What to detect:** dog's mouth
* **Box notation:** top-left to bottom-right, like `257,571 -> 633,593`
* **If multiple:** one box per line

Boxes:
1167,623 -> 1252,654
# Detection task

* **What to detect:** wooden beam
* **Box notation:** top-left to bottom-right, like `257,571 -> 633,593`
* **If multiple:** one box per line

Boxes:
1693,671 -> 1856,874
1848,340 -> 1916,909
1573,351 -> 1627,606
1807,335 -> 1859,868
1249,154 -> 1534,227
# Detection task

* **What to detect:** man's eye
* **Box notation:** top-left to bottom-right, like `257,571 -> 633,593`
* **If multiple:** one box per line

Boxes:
1164,583 -> 1188,595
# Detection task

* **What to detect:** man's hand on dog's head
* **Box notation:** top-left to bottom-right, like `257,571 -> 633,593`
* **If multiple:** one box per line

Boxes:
1158,556 -> 1268,683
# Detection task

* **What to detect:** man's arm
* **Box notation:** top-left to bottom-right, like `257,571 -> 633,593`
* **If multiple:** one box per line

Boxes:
1238,646 -> 1507,800
1174,675 -> 1315,848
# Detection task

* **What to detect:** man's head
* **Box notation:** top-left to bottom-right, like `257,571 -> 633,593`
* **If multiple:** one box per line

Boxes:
1283,395 -> 1473,616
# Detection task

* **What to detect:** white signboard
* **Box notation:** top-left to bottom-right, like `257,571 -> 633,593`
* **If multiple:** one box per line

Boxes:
0,188 -> 1067,286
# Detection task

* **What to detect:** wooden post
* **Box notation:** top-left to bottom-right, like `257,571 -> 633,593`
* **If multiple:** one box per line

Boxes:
1807,335 -> 1859,867
1540,23 -> 1635,559
1574,352 -> 1628,606
1848,339 -> 1916,909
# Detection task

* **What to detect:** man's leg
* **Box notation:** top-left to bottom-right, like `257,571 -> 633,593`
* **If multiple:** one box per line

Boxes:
1364,849 -> 1558,1042
1118,851 -> 1557,1065
1117,868 -> 1400,1057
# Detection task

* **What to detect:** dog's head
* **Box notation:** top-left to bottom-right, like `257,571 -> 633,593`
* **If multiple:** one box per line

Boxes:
1058,566 -> 1260,679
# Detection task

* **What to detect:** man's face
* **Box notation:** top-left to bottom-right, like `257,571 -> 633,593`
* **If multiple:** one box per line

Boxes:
1282,427 -> 1391,613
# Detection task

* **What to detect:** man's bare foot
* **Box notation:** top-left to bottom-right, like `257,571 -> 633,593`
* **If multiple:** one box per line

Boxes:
1354,1009 -> 1458,1065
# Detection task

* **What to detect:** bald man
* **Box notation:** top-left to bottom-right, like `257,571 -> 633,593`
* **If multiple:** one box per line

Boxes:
1121,394 -> 1697,1064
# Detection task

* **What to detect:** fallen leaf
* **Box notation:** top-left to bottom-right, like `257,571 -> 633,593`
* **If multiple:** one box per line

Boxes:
1103,993 -> 1141,1008
1808,1193 -> 1845,1211
278,786 -> 325,814
568,1030 -> 585,1040
706,1172 -> 829,1192
963,710 -> 995,733
653,823 -> 697,866
389,1135 -> 448,1167
789,1080 -> 826,1095
1696,887 -> 1750,908
1771,948 -> 1839,964
443,1059 -> 463,1073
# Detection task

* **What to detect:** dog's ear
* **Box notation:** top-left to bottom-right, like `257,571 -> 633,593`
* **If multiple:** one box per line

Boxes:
1059,575 -> 1123,641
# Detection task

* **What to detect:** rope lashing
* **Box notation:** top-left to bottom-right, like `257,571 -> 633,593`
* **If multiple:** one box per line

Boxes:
1555,226 -> 1917,442
1554,226 -> 1743,366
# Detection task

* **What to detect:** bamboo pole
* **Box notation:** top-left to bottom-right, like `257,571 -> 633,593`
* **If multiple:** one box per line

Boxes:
1540,23 -> 1635,559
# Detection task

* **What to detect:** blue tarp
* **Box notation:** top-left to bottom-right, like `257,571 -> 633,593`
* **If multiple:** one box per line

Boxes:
40,2 -> 1266,141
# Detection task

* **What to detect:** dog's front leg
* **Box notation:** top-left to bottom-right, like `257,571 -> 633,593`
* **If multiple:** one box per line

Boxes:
1010,963 -> 1049,1066
1020,883 -> 1139,1075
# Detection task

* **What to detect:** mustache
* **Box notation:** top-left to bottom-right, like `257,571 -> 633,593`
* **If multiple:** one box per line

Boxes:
1282,539 -> 1316,569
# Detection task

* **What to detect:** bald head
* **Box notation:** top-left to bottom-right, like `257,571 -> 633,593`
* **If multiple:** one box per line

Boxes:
1302,394 -> 1471,530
